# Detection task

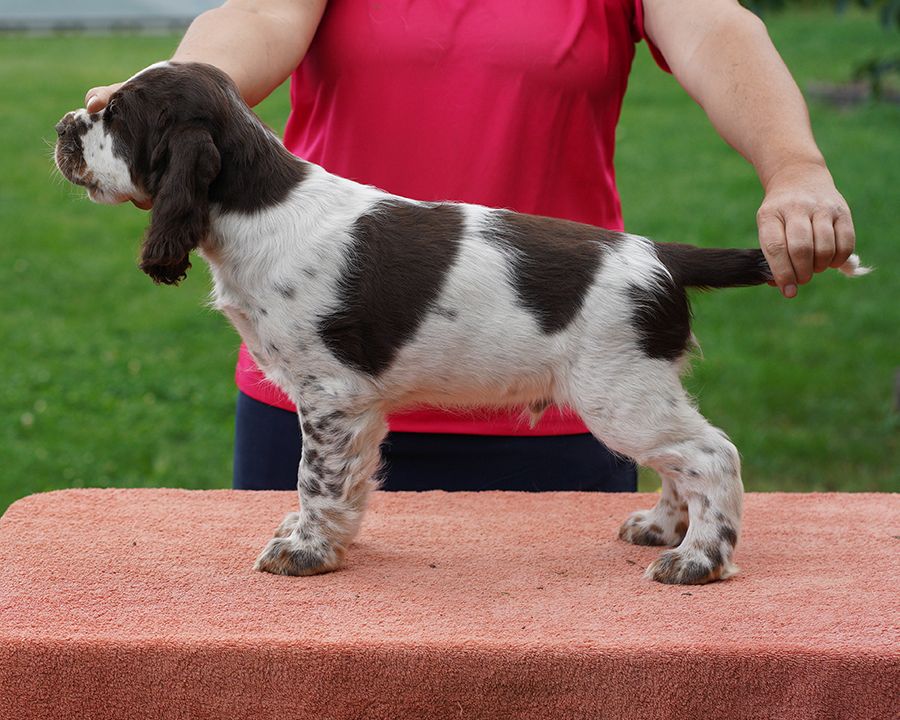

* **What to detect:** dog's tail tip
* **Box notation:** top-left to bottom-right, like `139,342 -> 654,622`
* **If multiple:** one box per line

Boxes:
838,253 -> 873,278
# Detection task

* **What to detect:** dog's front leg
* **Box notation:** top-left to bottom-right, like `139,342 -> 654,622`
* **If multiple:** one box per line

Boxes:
254,397 -> 387,576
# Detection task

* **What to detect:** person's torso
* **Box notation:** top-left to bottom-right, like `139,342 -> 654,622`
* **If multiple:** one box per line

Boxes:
240,0 -> 648,434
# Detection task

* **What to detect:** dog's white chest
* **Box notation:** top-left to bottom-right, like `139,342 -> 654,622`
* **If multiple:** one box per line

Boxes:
218,303 -> 260,351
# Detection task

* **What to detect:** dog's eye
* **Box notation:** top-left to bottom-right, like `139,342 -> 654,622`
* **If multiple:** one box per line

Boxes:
106,101 -> 118,119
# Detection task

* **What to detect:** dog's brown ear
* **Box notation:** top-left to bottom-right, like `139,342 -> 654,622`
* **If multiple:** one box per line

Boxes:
140,124 -> 220,285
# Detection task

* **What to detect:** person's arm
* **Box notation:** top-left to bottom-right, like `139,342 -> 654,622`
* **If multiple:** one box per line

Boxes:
643,0 -> 855,298
85,0 -> 326,110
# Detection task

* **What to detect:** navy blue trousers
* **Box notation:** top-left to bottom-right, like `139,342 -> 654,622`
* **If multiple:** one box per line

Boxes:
233,391 -> 636,492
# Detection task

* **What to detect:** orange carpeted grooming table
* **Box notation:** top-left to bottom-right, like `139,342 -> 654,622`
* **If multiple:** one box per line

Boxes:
0,489 -> 897,719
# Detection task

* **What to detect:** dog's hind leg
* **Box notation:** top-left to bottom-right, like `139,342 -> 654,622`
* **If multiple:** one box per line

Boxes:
255,395 -> 387,577
566,361 -> 743,584
636,426 -> 743,584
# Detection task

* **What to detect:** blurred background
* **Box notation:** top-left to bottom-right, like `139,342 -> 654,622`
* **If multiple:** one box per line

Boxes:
0,2 -> 897,513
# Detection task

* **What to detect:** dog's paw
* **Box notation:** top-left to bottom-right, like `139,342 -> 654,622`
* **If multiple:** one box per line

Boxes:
254,536 -> 344,576
618,511 -> 686,547
644,547 -> 737,585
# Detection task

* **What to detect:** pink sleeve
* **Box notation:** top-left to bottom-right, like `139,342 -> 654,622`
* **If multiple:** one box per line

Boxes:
632,0 -> 672,73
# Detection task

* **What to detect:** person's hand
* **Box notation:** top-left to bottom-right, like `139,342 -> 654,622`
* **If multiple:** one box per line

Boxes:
84,82 -> 122,113
83,82 -> 153,210
756,160 -> 855,298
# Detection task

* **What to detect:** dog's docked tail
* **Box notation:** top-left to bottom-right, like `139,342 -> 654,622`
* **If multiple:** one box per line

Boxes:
653,242 -> 871,290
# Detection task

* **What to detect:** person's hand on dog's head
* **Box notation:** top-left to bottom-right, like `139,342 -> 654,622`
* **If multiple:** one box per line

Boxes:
84,83 -> 121,113
83,82 -> 153,210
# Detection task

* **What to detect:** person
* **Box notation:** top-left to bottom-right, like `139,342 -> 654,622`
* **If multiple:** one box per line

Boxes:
85,0 -> 856,493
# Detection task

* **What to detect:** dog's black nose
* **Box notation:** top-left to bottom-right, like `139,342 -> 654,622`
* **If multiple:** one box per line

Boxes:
55,113 -> 77,138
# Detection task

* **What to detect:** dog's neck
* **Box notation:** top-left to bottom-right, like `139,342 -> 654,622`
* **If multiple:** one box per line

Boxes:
207,112 -> 310,216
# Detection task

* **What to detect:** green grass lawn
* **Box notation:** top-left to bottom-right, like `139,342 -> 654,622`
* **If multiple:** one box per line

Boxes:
1,9 -> 897,513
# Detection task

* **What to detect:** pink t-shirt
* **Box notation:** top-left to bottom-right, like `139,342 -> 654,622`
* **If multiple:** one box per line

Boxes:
236,0 -> 666,435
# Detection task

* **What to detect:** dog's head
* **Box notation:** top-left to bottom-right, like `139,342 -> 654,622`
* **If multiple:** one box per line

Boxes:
54,62 -> 241,285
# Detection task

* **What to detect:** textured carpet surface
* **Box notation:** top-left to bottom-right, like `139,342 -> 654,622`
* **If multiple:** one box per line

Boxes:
0,489 -> 897,720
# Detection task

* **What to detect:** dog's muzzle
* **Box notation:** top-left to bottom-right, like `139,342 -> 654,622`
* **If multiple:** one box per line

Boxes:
54,112 -> 94,189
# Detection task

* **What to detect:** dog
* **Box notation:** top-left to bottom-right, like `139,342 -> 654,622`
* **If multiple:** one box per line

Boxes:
54,62 -> 868,584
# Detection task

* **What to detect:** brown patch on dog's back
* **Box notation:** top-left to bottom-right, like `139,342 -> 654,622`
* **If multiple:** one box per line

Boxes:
318,200 -> 463,376
485,211 -> 619,334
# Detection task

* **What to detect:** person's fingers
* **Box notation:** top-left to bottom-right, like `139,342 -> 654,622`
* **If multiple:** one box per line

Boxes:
757,210 -> 798,298
784,213 -> 815,286
760,163 -> 856,283
812,211 -> 836,273
832,211 -> 856,268
84,87 -> 109,112
84,83 -> 123,112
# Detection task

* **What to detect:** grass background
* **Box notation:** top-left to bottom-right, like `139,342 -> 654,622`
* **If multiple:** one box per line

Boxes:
1,9 -> 897,513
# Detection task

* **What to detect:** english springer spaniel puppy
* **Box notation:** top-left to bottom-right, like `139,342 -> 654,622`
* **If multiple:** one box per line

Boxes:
54,62 -> 868,584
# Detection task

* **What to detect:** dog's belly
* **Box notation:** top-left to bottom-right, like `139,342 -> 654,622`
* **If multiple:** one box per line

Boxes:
385,374 -> 555,414
376,307 -> 572,411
